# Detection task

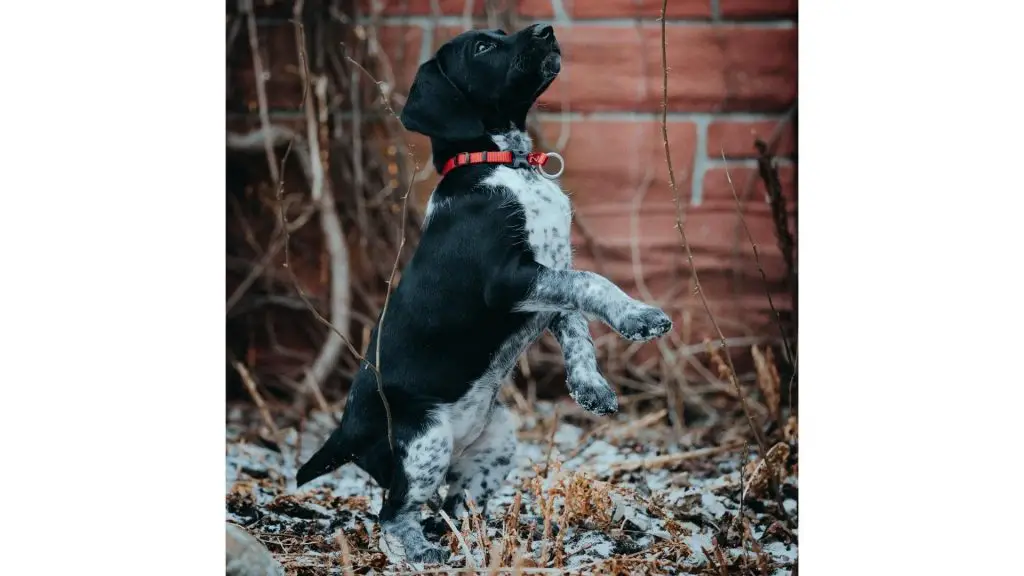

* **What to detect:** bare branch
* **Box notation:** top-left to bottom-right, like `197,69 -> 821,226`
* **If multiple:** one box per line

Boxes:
232,359 -> 282,446
607,442 -> 745,474
345,54 -> 421,456
246,15 -> 396,454
659,0 -> 768,454
721,151 -> 795,375
242,0 -> 280,185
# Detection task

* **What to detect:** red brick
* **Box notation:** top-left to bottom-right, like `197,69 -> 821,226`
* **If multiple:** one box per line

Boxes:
511,1 -> 555,18
365,0 -> 478,16
569,205 -> 793,343
571,251 -> 791,318
557,0 -> 710,19
559,154 -> 795,316
707,119 -> 796,159
701,164 -> 796,210
428,25 -> 465,52
533,118 -> 699,297
227,22 -> 303,112
365,1 -> 711,20
537,119 -> 696,212
536,25 -> 796,112
366,0 -> 551,17
369,26 -> 426,93
719,0 -> 797,19
226,0 -> 296,18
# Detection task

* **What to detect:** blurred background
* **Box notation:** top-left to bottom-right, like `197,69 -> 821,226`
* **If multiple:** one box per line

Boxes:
225,0 -> 797,435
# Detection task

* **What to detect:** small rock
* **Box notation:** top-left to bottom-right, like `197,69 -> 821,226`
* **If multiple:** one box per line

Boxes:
226,523 -> 283,576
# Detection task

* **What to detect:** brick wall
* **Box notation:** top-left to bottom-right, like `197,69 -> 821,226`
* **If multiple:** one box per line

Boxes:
227,0 -> 797,350
375,0 -> 798,341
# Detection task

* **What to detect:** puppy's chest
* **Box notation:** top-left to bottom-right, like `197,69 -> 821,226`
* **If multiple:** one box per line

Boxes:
491,167 -> 573,270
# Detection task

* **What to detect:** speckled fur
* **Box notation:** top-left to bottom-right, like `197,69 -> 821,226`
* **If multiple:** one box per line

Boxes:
514,268 -> 673,341
381,413 -> 453,563
443,403 -> 517,517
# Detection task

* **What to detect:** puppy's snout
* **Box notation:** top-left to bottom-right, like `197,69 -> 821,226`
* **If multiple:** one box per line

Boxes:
532,24 -> 553,40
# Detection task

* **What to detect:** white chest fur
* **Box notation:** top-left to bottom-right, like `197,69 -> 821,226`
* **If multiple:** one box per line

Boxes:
485,130 -> 573,270
436,129 -> 573,454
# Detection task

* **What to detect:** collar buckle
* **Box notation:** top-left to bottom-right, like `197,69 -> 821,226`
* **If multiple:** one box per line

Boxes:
511,151 -> 531,170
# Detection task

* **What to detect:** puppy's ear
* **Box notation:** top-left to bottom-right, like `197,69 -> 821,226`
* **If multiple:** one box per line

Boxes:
400,58 -> 484,141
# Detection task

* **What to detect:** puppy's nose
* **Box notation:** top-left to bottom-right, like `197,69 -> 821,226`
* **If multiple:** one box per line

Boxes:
533,24 -> 553,40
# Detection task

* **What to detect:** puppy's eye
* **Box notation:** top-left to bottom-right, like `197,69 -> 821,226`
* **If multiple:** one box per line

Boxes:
474,41 -> 494,55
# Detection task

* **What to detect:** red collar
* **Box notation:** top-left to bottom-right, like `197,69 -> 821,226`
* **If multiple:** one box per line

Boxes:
440,150 -> 564,179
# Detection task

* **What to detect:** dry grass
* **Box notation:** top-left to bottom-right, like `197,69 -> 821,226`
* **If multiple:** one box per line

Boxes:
226,349 -> 799,575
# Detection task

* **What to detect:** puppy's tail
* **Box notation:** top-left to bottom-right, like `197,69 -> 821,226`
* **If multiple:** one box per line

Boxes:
295,425 -> 355,488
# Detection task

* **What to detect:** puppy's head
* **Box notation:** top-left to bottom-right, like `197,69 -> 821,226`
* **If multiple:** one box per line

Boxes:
400,24 -> 561,142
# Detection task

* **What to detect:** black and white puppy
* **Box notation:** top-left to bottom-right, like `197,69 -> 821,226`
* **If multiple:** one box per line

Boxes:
296,24 -> 672,564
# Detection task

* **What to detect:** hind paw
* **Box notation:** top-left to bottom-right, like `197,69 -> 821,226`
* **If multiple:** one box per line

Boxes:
408,545 -> 449,565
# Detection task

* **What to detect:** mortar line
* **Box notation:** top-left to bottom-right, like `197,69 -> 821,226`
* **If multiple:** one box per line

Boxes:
349,16 -> 795,29
417,20 -> 432,63
227,110 -> 795,122
549,0 -> 570,23
692,114 -> 711,205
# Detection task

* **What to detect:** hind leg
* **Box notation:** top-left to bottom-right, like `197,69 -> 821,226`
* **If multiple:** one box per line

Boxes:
442,403 -> 517,519
379,415 -> 453,564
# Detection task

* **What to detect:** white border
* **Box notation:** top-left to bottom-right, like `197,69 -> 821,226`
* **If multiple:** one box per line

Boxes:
800,1 -> 1024,573
2,1 -> 1024,574
1,1 -> 223,574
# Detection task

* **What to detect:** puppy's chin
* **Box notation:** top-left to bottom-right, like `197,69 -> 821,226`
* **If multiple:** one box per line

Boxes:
540,53 -> 561,79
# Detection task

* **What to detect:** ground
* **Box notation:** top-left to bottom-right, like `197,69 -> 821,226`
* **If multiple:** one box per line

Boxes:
226,398 -> 798,575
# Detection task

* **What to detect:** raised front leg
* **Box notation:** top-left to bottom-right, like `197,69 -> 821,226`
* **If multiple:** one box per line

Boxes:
549,312 -> 618,415
513,267 -> 673,341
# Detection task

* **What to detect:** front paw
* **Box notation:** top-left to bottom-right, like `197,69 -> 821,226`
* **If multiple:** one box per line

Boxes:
569,377 -> 619,415
616,305 -> 673,341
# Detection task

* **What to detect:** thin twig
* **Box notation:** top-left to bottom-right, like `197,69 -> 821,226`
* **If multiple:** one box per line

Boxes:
755,139 -> 798,363
273,17 -> 395,454
438,509 -> 477,570
737,442 -> 750,570
729,105 -> 796,301
232,359 -> 282,443
626,169 -> 702,429
242,0 -> 280,186
606,441 -> 744,474
336,530 -> 355,576
659,0 -> 768,455
297,17 -> 352,409
346,54 -> 420,457
541,405 -> 560,478
721,151 -> 795,376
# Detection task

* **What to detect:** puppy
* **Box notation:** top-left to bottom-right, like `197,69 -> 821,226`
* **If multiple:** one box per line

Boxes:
296,24 -> 673,564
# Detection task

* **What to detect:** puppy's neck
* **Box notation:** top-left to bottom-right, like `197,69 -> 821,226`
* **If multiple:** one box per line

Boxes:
490,129 -> 533,155
430,125 -> 534,174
